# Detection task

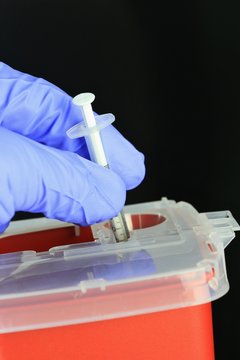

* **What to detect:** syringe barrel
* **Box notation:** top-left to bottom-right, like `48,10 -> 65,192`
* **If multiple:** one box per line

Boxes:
80,103 -> 108,166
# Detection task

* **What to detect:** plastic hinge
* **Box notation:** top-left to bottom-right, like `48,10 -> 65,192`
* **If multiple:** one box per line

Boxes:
205,210 -> 240,230
204,211 -> 240,248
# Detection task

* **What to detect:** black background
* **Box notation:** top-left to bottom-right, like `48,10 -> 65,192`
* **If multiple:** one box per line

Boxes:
1,0 -> 240,358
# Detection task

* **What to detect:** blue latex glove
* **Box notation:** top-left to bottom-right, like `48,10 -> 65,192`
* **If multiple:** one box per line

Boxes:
0,62 -> 145,232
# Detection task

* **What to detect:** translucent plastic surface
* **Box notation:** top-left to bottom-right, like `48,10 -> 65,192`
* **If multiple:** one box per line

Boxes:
0,198 -> 239,333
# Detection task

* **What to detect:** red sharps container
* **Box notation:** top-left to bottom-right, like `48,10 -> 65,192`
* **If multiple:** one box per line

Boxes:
0,198 -> 239,360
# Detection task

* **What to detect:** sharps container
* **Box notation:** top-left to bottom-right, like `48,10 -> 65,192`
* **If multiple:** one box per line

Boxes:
0,198 -> 239,360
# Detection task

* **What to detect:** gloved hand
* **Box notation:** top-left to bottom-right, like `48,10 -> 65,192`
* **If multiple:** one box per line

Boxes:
0,62 -> 145,233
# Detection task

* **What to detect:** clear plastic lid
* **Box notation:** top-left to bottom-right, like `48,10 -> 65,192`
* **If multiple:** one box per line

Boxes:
0,197 -> 239,333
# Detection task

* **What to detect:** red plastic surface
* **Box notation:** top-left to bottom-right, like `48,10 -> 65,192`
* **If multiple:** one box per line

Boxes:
0,304 -> 214,360
0,225 -> 93,254
0,221 -> 215,360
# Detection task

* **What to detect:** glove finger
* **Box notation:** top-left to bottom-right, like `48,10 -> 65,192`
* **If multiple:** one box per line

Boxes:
0,62 -> 145,190
0,62 -> 85,153
100,125 -> 145,190
0,127 -> 126,230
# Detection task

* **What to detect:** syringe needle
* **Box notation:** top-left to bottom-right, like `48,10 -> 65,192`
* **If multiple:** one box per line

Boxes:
110,210 -> 130,242
70,93 -> 130,242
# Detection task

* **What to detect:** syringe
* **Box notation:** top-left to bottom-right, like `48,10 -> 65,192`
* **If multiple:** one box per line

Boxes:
67,93 -> 130,242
